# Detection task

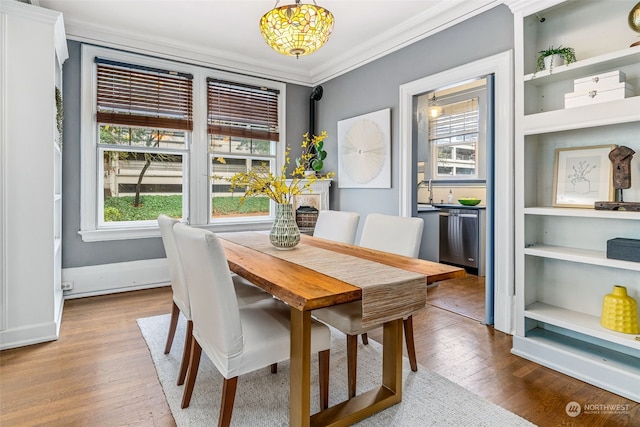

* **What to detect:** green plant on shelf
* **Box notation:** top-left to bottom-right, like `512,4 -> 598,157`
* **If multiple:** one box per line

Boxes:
535,45 -> 576,74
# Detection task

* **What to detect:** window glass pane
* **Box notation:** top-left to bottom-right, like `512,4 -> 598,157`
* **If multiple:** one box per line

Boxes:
100,125 -> 186,148
209,134 -> 274,155
103,150 -> 183,222
211,156 -> 270,218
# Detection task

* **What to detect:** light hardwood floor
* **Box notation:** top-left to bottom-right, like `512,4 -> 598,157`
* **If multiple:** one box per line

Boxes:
1,285 -> 638,426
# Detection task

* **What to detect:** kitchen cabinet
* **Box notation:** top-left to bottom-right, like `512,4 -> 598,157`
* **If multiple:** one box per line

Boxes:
0,1 -> 68,349
416,206 -> 439,262
508,0 -> 640,401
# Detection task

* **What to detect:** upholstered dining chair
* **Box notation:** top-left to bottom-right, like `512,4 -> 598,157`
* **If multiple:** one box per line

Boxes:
173,224 -> 332,425
157,215 -> 271,386
312,213 -> 424,398
312,210 -> 360,244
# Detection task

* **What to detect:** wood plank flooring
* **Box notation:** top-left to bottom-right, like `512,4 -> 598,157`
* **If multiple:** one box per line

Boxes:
1,286 -> 638,426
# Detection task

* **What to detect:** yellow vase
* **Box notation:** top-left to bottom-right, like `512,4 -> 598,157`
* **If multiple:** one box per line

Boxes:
600,285 -> 639,334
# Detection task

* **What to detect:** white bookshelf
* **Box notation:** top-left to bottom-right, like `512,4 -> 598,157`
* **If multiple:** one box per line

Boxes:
508,0 -> 640,402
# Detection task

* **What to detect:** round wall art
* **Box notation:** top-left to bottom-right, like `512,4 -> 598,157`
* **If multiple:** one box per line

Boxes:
337,108 -> 391,188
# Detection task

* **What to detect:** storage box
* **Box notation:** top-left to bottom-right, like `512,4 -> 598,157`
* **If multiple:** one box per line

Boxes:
573,70 -> 626,92
564,82 -> 634,108
607,238 -> 640,263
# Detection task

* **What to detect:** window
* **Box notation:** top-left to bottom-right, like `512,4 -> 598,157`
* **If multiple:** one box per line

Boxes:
80,45 -> 285,241
430,97 -> 479,178
207,79 -> 279,220
96,59 -> 192,226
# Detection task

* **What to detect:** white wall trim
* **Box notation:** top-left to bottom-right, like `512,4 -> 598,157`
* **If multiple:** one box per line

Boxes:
0,320 -> 59,351
399,50 -> 514,334
62,258 -> 170,299
0,12 -> 7,332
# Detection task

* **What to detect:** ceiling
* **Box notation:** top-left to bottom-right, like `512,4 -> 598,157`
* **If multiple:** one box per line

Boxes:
36,0 -> 501,86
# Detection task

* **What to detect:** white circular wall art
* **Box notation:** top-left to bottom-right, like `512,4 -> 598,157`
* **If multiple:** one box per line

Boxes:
337,108 -> 391,188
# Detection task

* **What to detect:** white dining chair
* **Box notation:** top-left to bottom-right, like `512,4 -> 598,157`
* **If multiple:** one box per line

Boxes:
157,215 -> 271,386
312,210 -> 360,244
312,213 -> 424,398
173,224 -> 332,425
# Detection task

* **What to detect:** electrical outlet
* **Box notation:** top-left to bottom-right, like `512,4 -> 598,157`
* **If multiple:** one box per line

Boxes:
61,281 -> 74,291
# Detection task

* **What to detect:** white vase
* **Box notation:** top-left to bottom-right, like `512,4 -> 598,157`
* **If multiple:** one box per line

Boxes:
269,203 -> 300,250
543,54 -> 565,73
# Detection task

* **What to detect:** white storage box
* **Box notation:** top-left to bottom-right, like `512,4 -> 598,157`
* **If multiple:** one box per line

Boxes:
573,70 -> 626,92
564,82 -> 634,108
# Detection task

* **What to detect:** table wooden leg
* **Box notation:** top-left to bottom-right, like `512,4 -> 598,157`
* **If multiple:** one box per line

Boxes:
382,318 -> 403,400
290,307 -> 312,427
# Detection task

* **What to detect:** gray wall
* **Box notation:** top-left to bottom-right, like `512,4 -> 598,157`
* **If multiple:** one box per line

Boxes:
316,5 -> 513,220
62,5 -> 513,269
61,41 -> 311,268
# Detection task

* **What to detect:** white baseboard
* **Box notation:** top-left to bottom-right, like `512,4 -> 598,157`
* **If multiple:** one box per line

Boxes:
0,321 -> 59,351
62,258 -> 170,299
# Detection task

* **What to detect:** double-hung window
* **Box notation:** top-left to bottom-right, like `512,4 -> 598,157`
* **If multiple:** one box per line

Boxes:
208,79 -> 280,221
430,97 -> 479,178
96,59 -> 192,226
80,45 -> 285,241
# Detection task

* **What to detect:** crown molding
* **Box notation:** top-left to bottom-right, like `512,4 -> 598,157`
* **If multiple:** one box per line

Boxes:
503,0 -> 565,15
312,0 -> 502,84
62,0 -> 503,86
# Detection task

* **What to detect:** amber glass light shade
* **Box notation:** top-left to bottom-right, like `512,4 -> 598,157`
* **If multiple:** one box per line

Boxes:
600,285 -> 639,334
260,1 -> 334,58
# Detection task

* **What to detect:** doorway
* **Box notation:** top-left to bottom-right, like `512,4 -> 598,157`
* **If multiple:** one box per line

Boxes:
398,51 -> 514,334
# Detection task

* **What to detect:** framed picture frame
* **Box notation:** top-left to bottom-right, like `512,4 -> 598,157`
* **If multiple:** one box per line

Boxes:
337,108 -> 391,188
552,145 -> 616,208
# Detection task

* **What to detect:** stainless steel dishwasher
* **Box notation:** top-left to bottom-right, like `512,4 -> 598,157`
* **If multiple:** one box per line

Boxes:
438,208 -> 479,272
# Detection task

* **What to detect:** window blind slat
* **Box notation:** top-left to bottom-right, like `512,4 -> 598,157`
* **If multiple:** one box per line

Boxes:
207,79 -> 279,140
96,61 -> 193,131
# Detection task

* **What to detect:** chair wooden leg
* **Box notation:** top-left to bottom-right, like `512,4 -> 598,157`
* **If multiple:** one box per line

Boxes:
177,320 -> 193,386
346,334 -> 358,398
181,339 -> 202,409
318,349 -> 330,410
270,363 -> 277,374
164,301 -> 180,354
404,316 -> 418,372
361,333 -> 369,345
218,377 -> 238,427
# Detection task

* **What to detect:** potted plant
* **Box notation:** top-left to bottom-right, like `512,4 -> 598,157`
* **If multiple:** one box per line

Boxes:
535,45 -> 576,74
297,131 -> 328,175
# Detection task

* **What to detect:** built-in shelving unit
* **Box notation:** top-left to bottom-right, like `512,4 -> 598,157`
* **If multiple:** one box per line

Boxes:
508,0 -> 640,402
0,1 -> 68,350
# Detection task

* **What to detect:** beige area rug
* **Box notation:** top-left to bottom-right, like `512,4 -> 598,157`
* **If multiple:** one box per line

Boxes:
138,314 -> 535,426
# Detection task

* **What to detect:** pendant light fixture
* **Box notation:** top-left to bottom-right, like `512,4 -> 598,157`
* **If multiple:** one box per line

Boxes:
260,0 -> 335,59
429,93 -> 443,118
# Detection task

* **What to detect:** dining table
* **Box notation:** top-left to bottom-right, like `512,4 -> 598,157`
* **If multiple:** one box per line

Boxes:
218,231 -> 465,427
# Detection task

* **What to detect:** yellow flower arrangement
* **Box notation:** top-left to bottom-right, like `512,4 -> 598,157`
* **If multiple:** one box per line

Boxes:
215,133 -> 334,205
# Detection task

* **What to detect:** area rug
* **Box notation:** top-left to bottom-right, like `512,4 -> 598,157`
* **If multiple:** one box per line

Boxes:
138,314 -> 535,426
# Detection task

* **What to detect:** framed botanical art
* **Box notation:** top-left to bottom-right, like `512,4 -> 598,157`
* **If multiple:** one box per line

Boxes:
337,108 -> 391,188
552,145 -> 616,208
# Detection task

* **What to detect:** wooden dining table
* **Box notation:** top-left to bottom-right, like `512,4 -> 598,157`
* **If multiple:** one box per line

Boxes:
218,231 -> 465,427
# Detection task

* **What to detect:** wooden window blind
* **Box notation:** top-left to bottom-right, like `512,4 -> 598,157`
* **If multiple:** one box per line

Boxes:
207,78 -> 279,141
96,58 -> 193,131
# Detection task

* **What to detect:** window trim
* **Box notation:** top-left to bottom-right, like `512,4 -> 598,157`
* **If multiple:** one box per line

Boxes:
79,45 -> 286,242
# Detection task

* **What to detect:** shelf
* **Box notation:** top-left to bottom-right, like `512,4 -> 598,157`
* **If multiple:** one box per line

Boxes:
524,244 -> 640,272
524,45 -> 640,84
512,331 -> 640,402
524,302 -> 640,351
523,96 -> 640,135
524,206 -> 640,220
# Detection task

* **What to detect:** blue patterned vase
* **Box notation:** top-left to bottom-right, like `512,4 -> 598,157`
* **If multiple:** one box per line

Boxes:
269,203 -> 300,250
